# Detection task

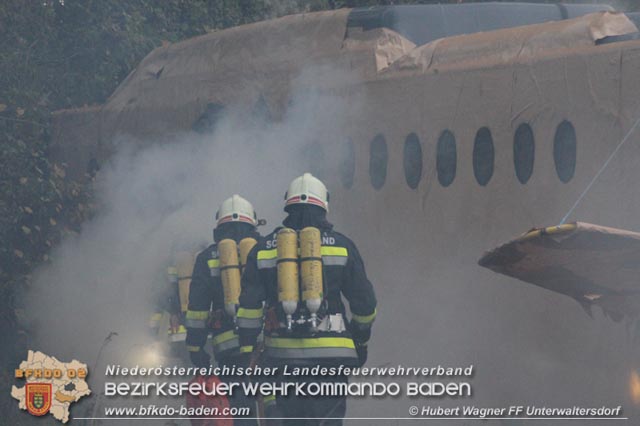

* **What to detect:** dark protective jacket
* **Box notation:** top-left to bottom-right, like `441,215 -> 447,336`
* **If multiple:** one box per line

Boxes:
237,211 -> 377,367
186,224 -> 261,361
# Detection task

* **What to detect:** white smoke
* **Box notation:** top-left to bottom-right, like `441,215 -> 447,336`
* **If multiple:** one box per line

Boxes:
26,67 -> 364,391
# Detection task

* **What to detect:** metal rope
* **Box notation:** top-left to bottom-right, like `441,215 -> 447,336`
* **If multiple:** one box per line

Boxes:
560,116 -> 640,225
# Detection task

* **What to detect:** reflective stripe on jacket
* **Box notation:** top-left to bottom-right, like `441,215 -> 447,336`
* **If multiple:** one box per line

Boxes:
239,227 -> 376,366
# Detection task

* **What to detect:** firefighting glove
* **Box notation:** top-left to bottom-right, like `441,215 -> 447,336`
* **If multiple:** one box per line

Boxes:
190,349 -> 211,369
355,342 -> 368,367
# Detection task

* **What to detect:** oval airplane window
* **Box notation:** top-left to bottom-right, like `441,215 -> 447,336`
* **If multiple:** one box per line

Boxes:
436,130 -> 456,187
513,123 -> 535,184
340,138 -> 355,189
403,133 -> 423,189
473,127 -> 494,186
369,134 -> 388,190
192,103 -> 226,134
554,120 -> 577,183
307,141 -> 325,181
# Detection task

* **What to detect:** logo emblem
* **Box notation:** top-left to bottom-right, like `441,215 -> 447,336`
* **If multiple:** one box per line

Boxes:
13,350 -> 91,423
26,383 -> 52,416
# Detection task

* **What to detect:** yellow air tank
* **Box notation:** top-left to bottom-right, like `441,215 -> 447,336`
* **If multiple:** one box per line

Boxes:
239,237 -> 257,273
218,239 -> 241,318
300,227 -> 323,331
174,251 -> 196,314
277,228 -> 299,330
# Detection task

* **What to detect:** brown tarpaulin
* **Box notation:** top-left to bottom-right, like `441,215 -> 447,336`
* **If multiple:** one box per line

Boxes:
479,222 -> 640,321
50,11 -> 639,179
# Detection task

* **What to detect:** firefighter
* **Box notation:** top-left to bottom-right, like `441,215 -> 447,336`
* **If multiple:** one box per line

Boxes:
148,242 -> 199,362
238,173 -> 377,426
185,194 -> 262,426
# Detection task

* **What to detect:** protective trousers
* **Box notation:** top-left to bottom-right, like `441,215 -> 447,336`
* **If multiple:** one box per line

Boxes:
275,375 -> 348,426
218,357 -> 257,426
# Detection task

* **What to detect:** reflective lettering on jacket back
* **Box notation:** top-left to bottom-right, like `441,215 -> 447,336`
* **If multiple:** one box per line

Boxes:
208,249 -> 220,277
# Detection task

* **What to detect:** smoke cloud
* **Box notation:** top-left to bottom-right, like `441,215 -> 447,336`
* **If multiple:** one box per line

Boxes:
25,66 -> 363,419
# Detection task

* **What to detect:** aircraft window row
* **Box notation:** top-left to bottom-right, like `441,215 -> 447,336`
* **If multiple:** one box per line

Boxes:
360,120 -> 576,190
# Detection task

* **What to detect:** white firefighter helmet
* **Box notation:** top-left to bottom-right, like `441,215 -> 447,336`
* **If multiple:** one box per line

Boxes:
216,194 -> 258,226
285,173 -> 329,212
